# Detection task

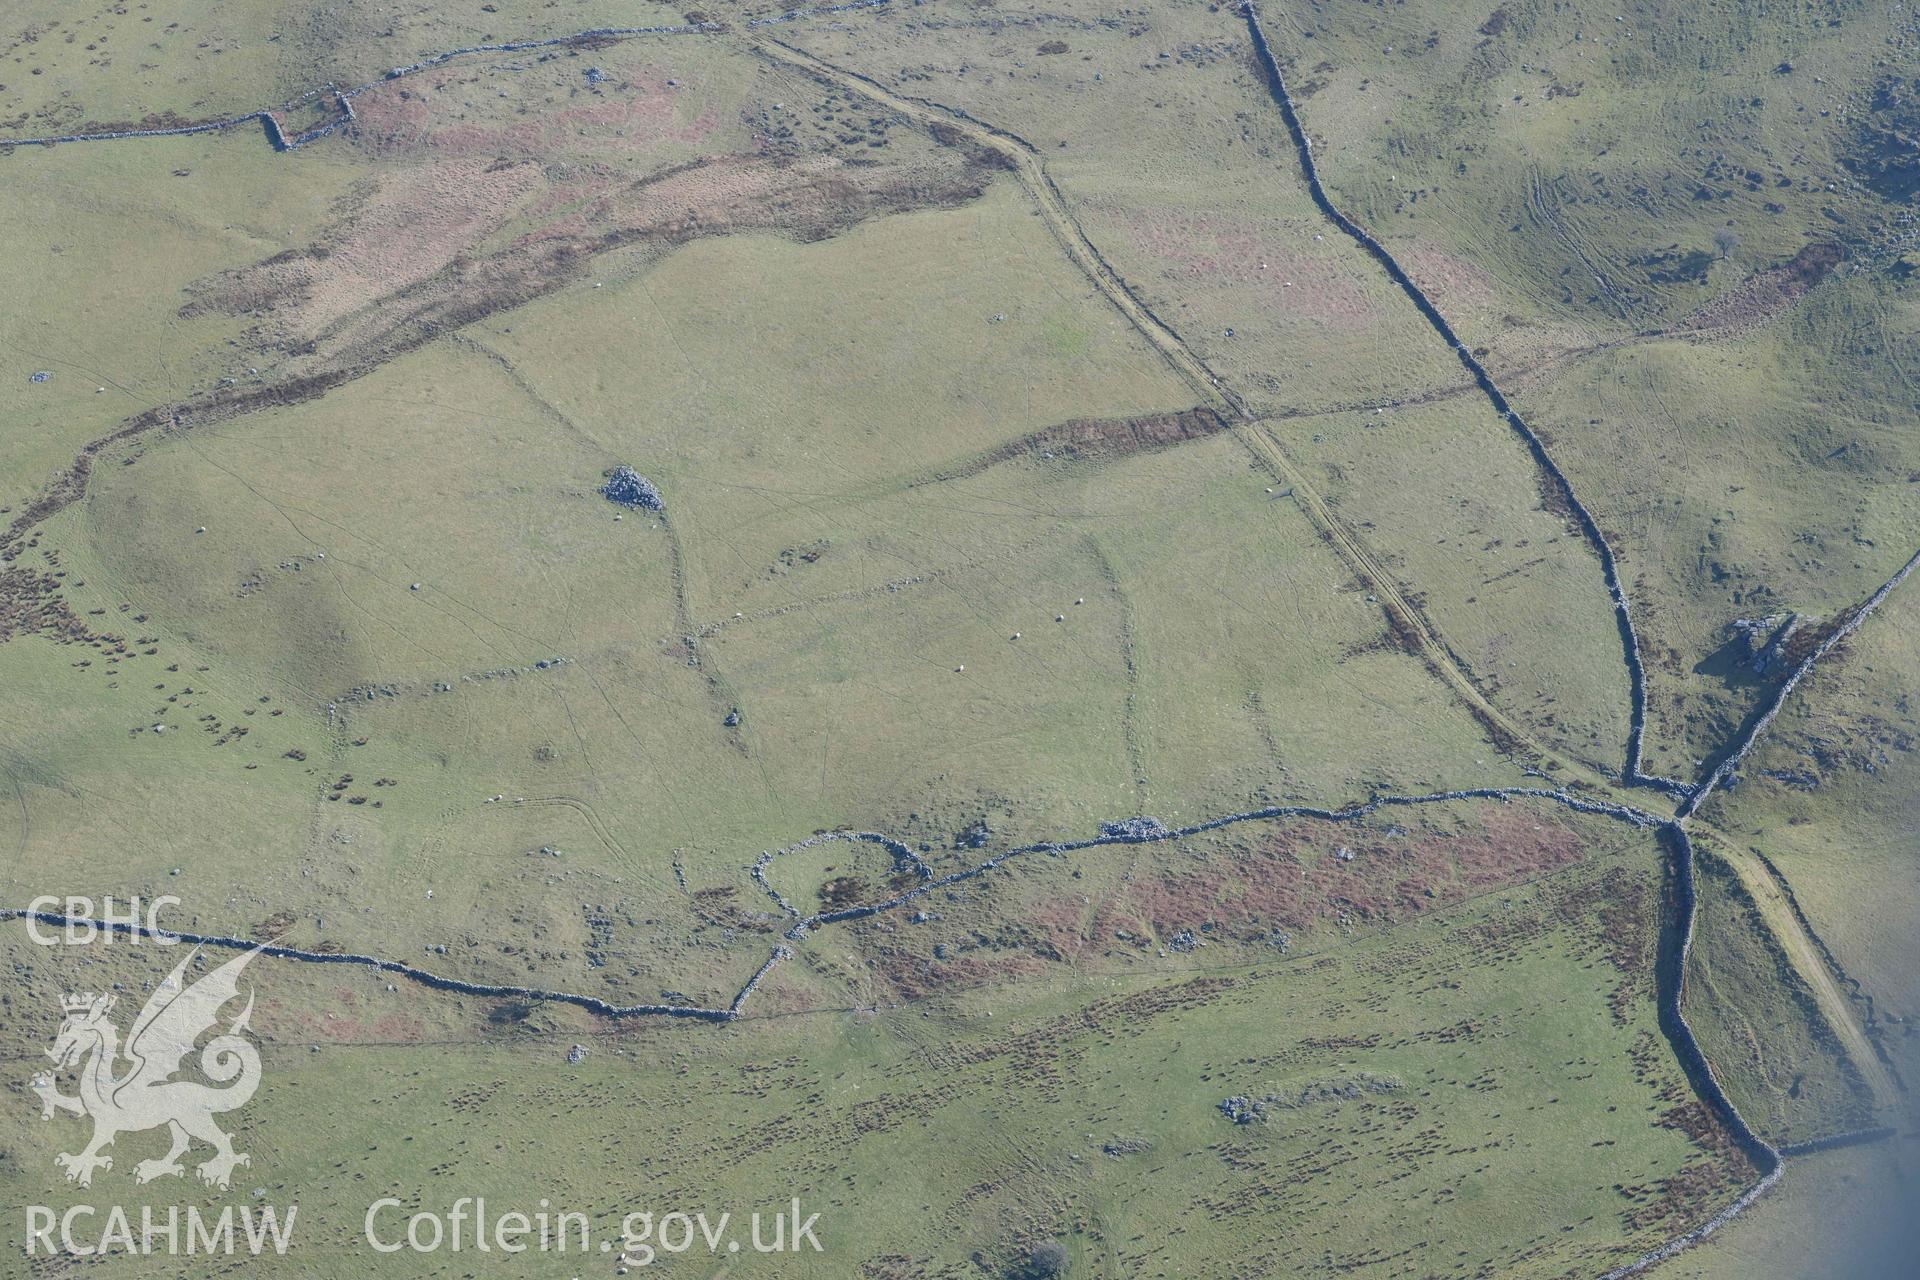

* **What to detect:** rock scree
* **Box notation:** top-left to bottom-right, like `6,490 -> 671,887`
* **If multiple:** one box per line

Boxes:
602,465 -> 665,511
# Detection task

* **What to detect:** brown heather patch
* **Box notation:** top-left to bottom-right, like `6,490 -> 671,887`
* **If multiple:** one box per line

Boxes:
1618,1154 -> 1751,1234
0,563 -> 88,644
873,949 -> 1053,1002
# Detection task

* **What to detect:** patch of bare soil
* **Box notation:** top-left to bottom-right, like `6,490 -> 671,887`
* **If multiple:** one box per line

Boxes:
1675,242 -> 1844,336
181,156 -> 550,336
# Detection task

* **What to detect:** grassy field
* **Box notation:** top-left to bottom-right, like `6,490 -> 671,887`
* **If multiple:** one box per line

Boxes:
11,174 -> 1534,996
0,131 -> 360,499
1661,528 -> 1920,1276
775,2 -> 1661,775
1285,394 -> 1632,773
1521,277 -> 1920,776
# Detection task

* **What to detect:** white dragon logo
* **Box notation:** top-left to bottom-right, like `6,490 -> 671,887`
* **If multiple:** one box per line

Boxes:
29,947 -> 263,1189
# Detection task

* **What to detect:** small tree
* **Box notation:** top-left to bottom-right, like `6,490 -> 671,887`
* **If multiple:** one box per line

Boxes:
1714,227 -> 1740,259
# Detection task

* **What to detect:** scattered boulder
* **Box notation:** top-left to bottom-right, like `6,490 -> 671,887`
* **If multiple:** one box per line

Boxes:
1271,1072 -> 1404,1109
1729,613 -> 1801,675
1218,1095 -> 1265,1125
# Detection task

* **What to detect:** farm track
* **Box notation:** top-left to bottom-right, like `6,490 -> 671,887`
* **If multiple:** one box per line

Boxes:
1692,834 -> 1899,1107
756,38 -> 1240,419
2,4 -> 1913,1273
1237,421 -> 1546,763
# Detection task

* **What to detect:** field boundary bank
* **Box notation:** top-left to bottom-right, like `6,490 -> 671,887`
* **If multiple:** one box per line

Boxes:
1775,1126 -> 1899,1158
1239,3 -> 1685,799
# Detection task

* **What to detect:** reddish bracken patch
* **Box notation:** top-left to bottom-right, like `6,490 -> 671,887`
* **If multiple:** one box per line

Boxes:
1093,804 -> 1587,944
1397,240 -> 1500,317
349,70 -> 718,159
1020,893 -> 1099,963
259,989 -> 429,1043
1118,209 -> 1387,331
853,805 -> 1604,1005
